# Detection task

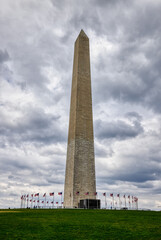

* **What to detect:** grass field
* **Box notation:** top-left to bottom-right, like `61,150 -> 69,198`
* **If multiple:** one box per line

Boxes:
0,209 -> 161,240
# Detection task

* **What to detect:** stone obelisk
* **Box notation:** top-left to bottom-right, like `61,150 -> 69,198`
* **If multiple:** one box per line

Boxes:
64,30 -> 96,208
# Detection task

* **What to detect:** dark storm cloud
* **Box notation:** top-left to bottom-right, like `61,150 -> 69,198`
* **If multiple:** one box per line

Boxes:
132,182 -> 161,195
0,2 -> 72,106
90,1 -> 161,113
69,9 -> 101,34
0,49 -> 12,83
0,107 -> 66,146
95,113 -> 143,140
9,192 -> 19,197
95,143 -> 114,158
125,112 -> 142,121
0,49 -> 10,63
46,174 -> 65,185
98,163 -> 161,184
134,182 -> 154,189
96,140 -> 161,188
116,169 -> 160,183
0,157 -> 32,173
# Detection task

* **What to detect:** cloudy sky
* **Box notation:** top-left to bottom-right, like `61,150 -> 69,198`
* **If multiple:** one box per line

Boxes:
0,0 -> 161,210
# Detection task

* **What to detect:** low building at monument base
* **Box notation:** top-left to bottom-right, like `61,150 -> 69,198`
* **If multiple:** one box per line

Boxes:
79,199 -> 101,209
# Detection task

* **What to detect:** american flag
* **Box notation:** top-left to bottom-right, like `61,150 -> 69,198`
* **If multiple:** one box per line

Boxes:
58,192 -> 62,195
103,193 -> 106,196
134,197 -> 138,202
76,192 -> 79,195
35,193 -> 39,197
49,192 -> 54,196
110,193 -> 113,197
85,192 -> 89,195
43,193 -> 46,197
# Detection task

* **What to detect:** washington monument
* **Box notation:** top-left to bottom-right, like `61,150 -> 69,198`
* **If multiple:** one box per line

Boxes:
64,30 -> 96,208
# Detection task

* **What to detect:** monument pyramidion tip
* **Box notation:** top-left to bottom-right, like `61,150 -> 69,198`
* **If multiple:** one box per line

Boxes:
78,29 -> 89,38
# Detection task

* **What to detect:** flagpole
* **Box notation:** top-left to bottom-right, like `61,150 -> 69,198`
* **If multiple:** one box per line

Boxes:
88,193 -> 89,209
32,195 -> 33,209
113,196 -> 114,209
24,196 -> 26,208
23,195 -> 24,208
22,196 -> 24,208
125,196 -> 126,208
53,195 -> 54,208
105,195 -> 106,209
27,195 -> 28,208
128,196 -> 131,209
22,196 -> 23,208
20,196 -> 22,208
24,196 -> 25,208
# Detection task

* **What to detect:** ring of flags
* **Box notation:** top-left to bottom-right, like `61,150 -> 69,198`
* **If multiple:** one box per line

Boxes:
20,192 -> 63,209
20,192 -> 138,210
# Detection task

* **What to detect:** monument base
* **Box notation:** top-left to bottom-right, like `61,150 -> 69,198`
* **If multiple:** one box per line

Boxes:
79,199 -> 101,209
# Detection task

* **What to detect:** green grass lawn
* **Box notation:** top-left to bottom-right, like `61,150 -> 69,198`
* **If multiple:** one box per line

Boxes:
0,209 -> 161,240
